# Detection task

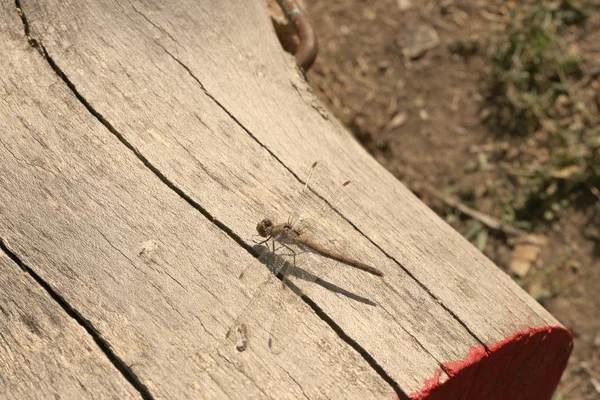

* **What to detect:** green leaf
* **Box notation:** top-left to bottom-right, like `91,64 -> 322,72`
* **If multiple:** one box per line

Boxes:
476,229 -> 489,252
463,221 -> 483,240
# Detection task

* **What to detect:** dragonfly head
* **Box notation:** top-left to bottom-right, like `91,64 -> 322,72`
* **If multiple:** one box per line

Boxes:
256,218 -> 274,238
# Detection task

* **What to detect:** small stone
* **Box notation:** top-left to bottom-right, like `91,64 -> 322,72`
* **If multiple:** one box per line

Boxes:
382,112 -> 407,132
510,260 -> 531,278
397,0 -> 413,11
454,126 -> 467,135
510,244 -> 541,278
401,24 -> 439,59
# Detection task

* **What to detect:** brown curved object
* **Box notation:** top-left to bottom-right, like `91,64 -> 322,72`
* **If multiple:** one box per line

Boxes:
277,0 -> 318,71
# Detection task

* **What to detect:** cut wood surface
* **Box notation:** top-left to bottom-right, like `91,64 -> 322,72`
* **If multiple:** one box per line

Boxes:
0,0 -> 572,399
0,252 -> 141,399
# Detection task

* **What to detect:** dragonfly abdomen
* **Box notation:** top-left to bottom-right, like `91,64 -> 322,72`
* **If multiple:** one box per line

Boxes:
296,237 -> 384,277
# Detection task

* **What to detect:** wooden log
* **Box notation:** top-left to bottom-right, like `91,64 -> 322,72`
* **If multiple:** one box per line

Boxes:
0,252 -> 141,399
0,0 -> 572,398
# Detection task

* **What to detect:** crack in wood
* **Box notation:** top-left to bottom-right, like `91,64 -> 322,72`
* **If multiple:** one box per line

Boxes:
160,36 -> 489,357
155,45 -> 488,362
301,293 -> 410,400
11,2 -> 464,396
0,235 -> 155,400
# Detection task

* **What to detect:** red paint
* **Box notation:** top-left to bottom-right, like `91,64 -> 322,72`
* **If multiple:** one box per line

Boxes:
409,326 -> 573,400
420,370 -> 443,394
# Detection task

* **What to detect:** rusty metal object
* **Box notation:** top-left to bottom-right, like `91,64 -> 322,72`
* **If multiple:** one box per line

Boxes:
277,0 -> 318,71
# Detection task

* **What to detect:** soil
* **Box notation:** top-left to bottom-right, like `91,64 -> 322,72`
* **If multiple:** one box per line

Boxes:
296,0 -> 600,398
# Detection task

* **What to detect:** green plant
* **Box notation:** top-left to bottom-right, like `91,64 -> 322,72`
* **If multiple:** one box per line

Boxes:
487,0 -> 586,133
482,0 -> 599,226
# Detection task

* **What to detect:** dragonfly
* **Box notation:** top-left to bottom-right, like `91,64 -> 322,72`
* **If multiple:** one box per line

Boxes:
227,161 -> 383,354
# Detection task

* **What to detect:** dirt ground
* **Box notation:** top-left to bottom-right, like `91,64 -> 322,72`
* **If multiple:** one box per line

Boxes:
292,0 -> 600,398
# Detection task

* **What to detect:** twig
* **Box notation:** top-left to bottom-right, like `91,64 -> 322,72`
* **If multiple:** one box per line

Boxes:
394,165 -> 547,246
587,183 -> 600,201
560,374 -> 585,397
581,361 -> 600,382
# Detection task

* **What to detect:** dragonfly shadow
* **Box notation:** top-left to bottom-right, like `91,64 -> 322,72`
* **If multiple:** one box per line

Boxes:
252,244 -> 378,307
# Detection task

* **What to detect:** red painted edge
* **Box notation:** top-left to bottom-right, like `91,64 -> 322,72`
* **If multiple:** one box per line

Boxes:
409,326 -> 573,400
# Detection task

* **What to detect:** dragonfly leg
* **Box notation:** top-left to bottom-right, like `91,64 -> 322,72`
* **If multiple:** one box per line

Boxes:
277,242 -> 298,287
253,236 -> 271,247
252,235 -> 266,245
268,239 -> 289,288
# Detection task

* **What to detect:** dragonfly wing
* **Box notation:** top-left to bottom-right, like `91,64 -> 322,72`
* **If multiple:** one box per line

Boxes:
237,234 -> 287,280
226,238 -> 305,355
278,161 -> 362,288
226,162 -> 359,355
225,270 -> 307,356
288,161 -> 352,234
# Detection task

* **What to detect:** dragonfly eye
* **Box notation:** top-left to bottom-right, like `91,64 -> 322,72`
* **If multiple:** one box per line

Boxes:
256,219 -> 273,237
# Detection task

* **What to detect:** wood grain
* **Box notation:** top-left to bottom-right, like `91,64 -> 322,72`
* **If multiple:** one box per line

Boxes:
0,0 -> 571,398
1,4 -> 392,398
0,252 -> 141,399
